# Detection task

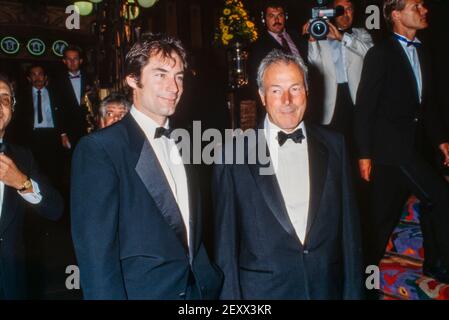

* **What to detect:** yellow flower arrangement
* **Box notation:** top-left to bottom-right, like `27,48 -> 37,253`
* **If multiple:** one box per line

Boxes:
214,0 -> 258,46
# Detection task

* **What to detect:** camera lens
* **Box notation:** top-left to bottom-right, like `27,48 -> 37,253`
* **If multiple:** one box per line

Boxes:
309,18 -> 328,40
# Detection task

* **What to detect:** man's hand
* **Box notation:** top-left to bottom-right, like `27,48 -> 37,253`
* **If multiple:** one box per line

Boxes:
61,134 -> 71,149
359,159 -> 372,182
327,21 -> 343,41
439,142 -> 449,167
301,22 -> 316,42
0,154 -> 31,192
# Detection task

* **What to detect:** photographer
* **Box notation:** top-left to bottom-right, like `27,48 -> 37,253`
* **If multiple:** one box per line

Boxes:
303,0 -> 373,142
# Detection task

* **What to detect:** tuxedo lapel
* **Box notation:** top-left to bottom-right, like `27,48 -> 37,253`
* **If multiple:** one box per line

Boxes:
305,125 -> 329,237
183,163 -> 201,261
125,115 -> 189,252
64,75 -> 79,107
391,38 -> 420,103
416,46 -> 429,103
80,73 -> 87,99
248,131 -> 298,240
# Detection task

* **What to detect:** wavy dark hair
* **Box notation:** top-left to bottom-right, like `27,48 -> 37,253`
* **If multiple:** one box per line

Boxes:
125,33 -> 187,88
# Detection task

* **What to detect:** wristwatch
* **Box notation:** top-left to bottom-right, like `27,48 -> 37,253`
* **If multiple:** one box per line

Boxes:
18,178 -> 32,192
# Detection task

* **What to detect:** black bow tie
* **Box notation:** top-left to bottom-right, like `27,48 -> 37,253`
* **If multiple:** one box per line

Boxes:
277,128 -> 305,146
69,74 -> 80,79
154,127 -> 174,139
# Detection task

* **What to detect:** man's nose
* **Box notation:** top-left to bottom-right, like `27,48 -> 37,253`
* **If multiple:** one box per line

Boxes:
282,91 -> 291,105
166,77 -> 179,93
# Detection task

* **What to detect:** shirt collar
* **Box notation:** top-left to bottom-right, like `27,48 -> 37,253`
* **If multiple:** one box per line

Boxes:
394,32 -> 421,45
32,86 -> 46,94
68,71 -> 81,77
130,105 -> 169,139
268,30 -> 287,40
264,114 -> 306,146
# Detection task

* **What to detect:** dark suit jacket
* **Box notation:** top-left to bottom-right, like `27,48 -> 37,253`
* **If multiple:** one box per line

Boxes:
71,114 -> 223,299
248,30 -> 308,93
10,85 -> 63,145
0,143 -> 63,299
354,36 -> 448,165
55,71 -> 90,147
212,124 -> 363,299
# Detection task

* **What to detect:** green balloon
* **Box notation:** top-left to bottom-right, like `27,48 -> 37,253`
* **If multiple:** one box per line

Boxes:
137,0 -> 157,8
74,1 -> 93,16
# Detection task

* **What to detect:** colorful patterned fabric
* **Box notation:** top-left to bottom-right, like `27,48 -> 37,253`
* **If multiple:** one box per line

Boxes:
379,196 -> 449,300
385,223 -> 424,261
401,196 -> 421,224
380,255 -> 449,300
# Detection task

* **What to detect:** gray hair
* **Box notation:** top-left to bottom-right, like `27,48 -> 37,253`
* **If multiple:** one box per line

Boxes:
99,92 -> 131,118
256,49 -> 308,93
383,0 -> 406,27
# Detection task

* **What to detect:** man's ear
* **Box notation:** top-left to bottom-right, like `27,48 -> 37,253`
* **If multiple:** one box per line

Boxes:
126,75 -> 138,90
79,58 -> 84,65
258,89 -> 266,107
391,10 -> 401,24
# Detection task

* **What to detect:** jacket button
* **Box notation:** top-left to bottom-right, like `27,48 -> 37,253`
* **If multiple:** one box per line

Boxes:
414,118 -> 419,122
179,292 -> 186,298
0,238 -> 3,242
303,250 -> 309,255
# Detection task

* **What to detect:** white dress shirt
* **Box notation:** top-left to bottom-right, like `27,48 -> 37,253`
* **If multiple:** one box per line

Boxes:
130,107 -> 190,245
0,139 -> 43,220
69,71 -> 82,105
32,87 -> 55,128
264,116 -> 310,243
328,38 -> 349,84
395,33 -> 422,102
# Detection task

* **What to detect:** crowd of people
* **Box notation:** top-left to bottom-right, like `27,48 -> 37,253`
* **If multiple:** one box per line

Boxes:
0,0 -> 448,300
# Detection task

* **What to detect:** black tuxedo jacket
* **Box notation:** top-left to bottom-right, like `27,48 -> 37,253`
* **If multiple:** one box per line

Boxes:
212,124 -> 363,299
55,71 -> 90,147
71,114 -> 223,299
0,143 -> 63,299
354,36 -> 448,165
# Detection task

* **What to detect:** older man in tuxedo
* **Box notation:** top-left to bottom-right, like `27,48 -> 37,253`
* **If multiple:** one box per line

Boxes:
213,49 -> 363,299
0,74 -> 63,299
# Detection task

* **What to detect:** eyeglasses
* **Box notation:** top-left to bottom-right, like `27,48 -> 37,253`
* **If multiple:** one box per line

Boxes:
0,93 -> 16,109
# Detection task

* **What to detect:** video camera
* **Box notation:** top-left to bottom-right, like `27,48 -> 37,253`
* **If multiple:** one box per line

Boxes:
308,0 -> 344,40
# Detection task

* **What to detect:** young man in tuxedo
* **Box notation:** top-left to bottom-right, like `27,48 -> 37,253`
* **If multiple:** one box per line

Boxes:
71,34 -> 223,299
57,46 -> 91,150
0,74 -> 63,299
354,0 -> 449,285
213,49 -> 363,299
